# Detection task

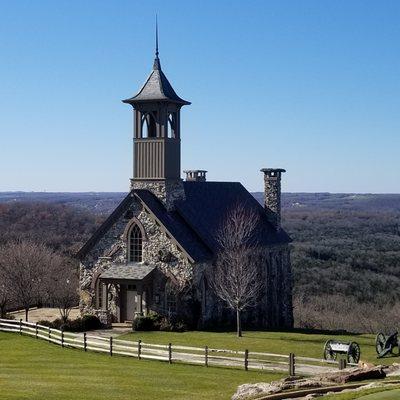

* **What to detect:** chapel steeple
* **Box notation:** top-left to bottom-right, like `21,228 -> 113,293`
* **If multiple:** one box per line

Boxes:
123,25 -> 190,209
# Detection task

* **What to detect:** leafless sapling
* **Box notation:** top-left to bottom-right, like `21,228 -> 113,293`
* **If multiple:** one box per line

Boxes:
46,255 -> 79,322
210,204 -> 264,337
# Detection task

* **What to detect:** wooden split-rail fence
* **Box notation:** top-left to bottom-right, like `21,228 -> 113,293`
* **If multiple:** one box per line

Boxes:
0,319 -> 355,376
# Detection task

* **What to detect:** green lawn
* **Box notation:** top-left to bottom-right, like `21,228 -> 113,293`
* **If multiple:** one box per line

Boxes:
323,387 -> 400,399
119,330 -> 389,365
0,332 -> 282,400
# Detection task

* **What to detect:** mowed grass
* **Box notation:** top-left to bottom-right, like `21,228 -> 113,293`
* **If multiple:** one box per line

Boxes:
119,330 -> 390,365
0,332 -> 282,400
323,387 -> 400,399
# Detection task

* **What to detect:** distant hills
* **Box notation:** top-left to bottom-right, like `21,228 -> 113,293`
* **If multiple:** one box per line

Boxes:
255,192 -> 400,212
1,191 -> 399,214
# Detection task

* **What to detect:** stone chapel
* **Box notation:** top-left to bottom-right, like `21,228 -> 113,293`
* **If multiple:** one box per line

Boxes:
77,42 -> 293,329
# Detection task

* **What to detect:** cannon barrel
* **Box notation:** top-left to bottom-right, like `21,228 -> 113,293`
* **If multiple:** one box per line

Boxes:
323,340 -> 360,364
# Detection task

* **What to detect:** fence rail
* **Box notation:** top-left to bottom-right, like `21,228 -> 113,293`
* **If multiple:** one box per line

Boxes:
0,319 -> 354,375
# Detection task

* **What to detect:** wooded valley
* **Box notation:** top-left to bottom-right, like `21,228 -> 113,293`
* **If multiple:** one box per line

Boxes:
1,192 -> 399,332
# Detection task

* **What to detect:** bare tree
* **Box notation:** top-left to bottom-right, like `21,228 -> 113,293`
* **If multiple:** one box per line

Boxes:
0,269 -> 11,318
0,240 -> 52,321
210,204 -> 264,337
46,255 -> 79,322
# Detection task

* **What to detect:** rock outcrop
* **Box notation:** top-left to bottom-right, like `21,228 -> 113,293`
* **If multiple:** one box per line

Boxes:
232,364 -> 387,400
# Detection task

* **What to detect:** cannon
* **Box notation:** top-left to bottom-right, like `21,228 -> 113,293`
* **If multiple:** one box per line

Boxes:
323,340 -> 360,364
376,331 -> 399,358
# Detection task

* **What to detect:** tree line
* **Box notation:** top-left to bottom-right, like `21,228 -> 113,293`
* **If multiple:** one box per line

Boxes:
1,199 -> 399,333
283,208 -> 400,332
0,202 -> 98,320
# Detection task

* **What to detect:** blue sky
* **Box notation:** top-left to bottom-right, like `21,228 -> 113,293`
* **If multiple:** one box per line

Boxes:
1,0 -> 399,193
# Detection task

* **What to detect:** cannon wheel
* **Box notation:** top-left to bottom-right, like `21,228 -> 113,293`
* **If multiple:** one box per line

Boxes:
390,337 -> 400,356
323,340 -> 336,361
375,333 -> 386,355
347,342 -> 361,364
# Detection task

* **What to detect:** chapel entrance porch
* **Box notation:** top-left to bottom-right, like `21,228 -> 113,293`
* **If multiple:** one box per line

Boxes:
99,263 -> 155,323
119,283 -> 146,322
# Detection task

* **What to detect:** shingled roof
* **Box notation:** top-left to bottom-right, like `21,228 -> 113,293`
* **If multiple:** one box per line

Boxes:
176,182 -> 291,252
101,263 -> 155,281
122,57 -> 190,105
77,183 -> 290,262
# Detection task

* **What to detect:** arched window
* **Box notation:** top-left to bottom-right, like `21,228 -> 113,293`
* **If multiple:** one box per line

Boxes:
201,276 -> 208,312
128,224 -> 142,262
95,277 -> 104,309
168,113 -> 177,138
141,113 -> 157,138
165,280 -> 177,314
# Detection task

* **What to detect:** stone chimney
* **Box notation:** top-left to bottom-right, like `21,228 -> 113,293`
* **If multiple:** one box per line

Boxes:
260,168 -> 286,230
184,170 -> 207,182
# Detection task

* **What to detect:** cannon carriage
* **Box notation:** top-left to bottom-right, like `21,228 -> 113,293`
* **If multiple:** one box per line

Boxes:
376,331 -> 399,358
323,340 -> 360,364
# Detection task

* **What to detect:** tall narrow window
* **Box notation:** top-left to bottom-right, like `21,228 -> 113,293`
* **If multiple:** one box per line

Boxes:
96,278 -> 103,309
168,113 -> 176,138
129,224 -> 142,262
141,113 -> 157,138
165,280 -> 177,314
201,276 -> 207,312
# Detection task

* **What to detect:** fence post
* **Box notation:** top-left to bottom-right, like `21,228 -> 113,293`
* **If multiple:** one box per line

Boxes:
168,343 -> 172,364
61,329 -> 64,348
205,346 -> 208,367
48,327 -> 51,342
83,332 -> 87,352
289,353 -> 295,376
138,339 -> 142,360
19,319 -> 22,335
339,359 -> 347,370
244,349 -> 249,371
110,337 -> 113,357
35,322 -> 38,339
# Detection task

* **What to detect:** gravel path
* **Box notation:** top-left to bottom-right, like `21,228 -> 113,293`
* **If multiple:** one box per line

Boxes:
10,307 -> 80,323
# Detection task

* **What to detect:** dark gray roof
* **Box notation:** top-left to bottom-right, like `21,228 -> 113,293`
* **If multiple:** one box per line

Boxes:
77,183 -> 290,262
100,263 -> 155,281
134,190 -> 212,261
176,182 -> 291,252
123,57 -> 190,105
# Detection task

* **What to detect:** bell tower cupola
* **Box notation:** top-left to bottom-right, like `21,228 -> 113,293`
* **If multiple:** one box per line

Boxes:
123,22 -> 190,210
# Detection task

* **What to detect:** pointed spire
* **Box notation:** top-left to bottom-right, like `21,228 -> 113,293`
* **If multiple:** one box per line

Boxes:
153,14 -> 161,70
155,14 -> 159,58
122,16 -> 190,106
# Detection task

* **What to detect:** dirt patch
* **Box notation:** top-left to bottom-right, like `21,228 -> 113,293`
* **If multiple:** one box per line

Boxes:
10,307 -> 80,323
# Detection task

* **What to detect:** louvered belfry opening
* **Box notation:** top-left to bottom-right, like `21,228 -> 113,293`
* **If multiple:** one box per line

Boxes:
128,224 -> 142,262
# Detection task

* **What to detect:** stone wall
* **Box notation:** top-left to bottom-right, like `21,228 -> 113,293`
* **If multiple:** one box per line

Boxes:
79,194 -> 194,322
130,179 -> 185,211
196,244 -> 293,329
261,169 -> 285,230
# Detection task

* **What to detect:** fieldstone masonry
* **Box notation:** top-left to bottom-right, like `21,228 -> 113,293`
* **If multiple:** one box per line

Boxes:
79,191 -> 193,321
131,179 -> 185,211
261,168 -> 286,230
